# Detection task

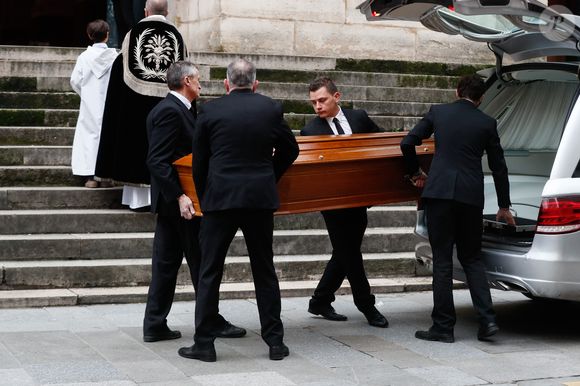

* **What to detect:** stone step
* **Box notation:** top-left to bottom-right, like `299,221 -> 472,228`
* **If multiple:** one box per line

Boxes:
0,165 -> 82,187
0,127 -> 74,146
210,68 -> 459,89
0,109 -> 77,127
2,75 -> 456,102
0,102 -> 426,129
284,114 -> 420,133
0,84 -> 452,109
0,187 -> 123,210
0,146 -> 71,166
0,59 -> 77,77
0,46 -> 86,61
0,46 -> 337,71
0,228 -> 416,261
0,206 -> 416,235
0,276 -> 439,308
0,91 -> 79,109
0,252 -> 417,289
0,77 -> 75,92
0,109 -> 422,132
0,45 -> 484,75
0,118 -> 416,145
202,82 -> 454,104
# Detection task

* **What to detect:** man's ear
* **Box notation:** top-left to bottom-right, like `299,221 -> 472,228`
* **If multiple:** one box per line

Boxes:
252,80 -> 259,92
224,79 -> 230,94
333,91 -> 341,103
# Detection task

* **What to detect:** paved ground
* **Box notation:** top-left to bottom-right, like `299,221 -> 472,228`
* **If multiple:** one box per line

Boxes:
1,289 -> 580,386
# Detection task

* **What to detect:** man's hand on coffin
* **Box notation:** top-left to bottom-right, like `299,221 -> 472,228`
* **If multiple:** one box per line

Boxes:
496,207 -> 516,226
409,168 -> 428,189
178,194 -> 196,220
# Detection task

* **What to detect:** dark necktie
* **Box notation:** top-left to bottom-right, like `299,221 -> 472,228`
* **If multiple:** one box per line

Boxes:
333,117 -> 345,135
190,104 -> 197,119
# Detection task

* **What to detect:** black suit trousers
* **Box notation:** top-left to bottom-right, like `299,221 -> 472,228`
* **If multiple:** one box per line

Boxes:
143,213 -> 201,334
310,207 -> 375,312
425,198 -> 496,332
194,209 -> 283,346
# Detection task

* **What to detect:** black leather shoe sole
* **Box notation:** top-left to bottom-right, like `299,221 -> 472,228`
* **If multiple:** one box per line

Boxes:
307,307 -> 347,321
143,330 -> 182,342
269,344 -> 290,360
178,346 -> 216,362
415,330 -> 455,343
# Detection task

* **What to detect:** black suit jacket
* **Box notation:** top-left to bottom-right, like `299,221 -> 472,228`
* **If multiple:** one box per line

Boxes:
192,89 -> 299,212
300,108 -> 382,136
146,93 -> 196,215
401,99 -> 511,208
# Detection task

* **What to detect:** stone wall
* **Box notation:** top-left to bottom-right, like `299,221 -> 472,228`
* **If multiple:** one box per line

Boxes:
168,0 -> 495,64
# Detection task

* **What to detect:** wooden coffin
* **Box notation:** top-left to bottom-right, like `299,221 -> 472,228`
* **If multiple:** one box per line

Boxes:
173,132 -> 434,216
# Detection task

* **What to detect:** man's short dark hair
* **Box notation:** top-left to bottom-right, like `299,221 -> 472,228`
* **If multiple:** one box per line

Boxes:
86,19 -> 109,43
309,77 -> 338,94
167,61 -> 198,90
457,75 -> 486,101
226,59 -> 256,88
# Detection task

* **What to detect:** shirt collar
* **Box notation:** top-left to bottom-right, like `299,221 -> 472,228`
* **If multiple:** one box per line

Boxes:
325,107 -> 345,125
92,42 -> 108,49
169,90 -> 191,110
142,15 -> 167,22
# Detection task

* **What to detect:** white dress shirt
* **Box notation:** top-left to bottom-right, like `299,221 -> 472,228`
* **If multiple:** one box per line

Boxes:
325,107 -> 352,135
169,90 -> 191,110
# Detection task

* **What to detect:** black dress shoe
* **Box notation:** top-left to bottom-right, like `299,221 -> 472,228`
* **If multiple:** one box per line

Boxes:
143,329 -> 182,343
214,321 -> 246,338
478,322 -> 499,341
308,305 -> 347,321
362,307 -> 389,328
415,329 -> 455,343
178,343 -> 217,362
269,343 -> 290,360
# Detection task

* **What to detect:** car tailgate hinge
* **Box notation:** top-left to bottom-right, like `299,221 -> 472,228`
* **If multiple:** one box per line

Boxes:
488,43 -> 512,84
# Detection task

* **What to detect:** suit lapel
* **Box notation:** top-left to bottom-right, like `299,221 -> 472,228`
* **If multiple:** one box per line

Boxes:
316,117 -> 334,135
168,93 -> 196,127
342,109 -> 360,134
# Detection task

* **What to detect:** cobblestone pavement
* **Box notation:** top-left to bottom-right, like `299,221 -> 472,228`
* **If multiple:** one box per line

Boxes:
1,290 -> 580,385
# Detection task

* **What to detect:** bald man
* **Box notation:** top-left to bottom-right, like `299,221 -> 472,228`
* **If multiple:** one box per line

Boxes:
96,0 -> 180,210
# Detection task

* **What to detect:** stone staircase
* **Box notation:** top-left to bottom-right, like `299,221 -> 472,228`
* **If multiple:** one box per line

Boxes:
0,46 -> 470,309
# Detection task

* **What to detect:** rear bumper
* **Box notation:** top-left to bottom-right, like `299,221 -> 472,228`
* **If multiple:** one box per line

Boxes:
414,234 -> 580,302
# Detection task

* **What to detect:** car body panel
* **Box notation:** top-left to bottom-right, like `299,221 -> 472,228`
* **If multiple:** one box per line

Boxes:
357,2 -> 580,300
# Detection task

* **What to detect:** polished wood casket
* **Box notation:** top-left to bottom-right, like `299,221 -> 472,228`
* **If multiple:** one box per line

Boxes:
173,132 -> 434,216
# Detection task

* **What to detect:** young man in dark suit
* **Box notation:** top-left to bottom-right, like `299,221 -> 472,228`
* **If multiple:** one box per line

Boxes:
301,77 -> 389,328
400,75 -> 515,343
143,61 -> 245,343
178,59 -> 299,362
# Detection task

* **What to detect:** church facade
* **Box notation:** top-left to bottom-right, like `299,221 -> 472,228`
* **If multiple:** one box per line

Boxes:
170,0 -> 492,64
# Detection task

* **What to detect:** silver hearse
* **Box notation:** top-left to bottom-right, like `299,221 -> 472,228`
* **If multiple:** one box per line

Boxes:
359,0 -> 580,301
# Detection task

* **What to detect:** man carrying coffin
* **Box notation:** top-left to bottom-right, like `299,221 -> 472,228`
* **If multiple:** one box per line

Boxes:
144,61 -> 246,342
301,77 -> 389,328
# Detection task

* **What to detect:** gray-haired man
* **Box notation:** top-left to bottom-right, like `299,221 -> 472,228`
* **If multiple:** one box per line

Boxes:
178,59 -> 299,362
143,61 -> 245,343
